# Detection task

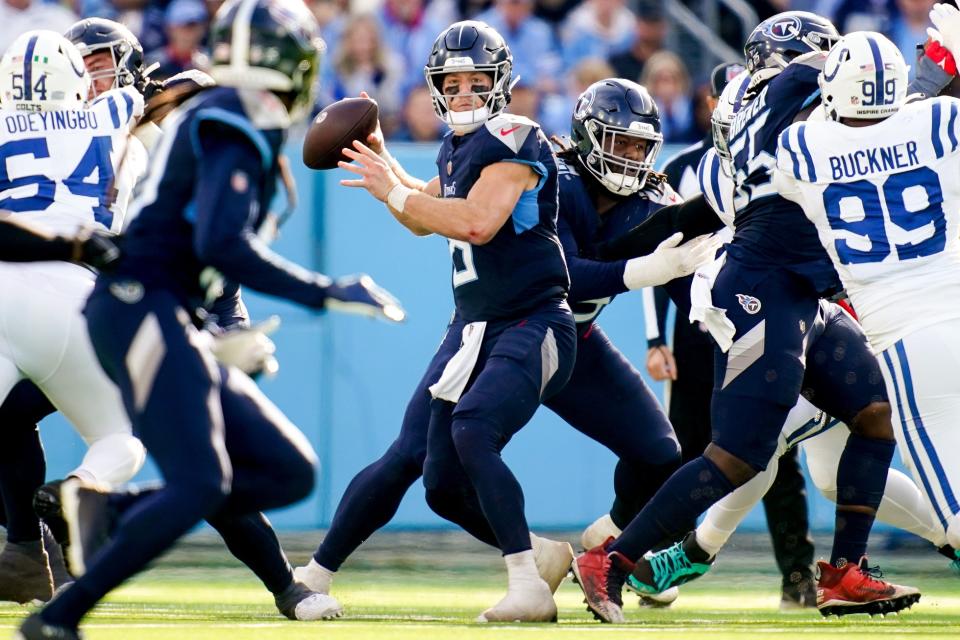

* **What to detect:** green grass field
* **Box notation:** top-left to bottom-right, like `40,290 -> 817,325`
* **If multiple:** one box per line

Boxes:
2,531 -> 959,639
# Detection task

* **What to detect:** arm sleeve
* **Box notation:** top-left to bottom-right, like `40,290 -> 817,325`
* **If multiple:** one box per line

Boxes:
557,213 -> 629,301
191,125 -> 330,310
0,219 -> 74,262
910,53 -> 954,99
208,281 -> 250,330
597,193 -> 724,261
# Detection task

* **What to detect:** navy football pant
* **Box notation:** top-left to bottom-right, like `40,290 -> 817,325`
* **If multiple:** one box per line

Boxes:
316,318 -> 678,568
40,285 -> 316,627
0,381 -> 54,543
423,305 -> 577,555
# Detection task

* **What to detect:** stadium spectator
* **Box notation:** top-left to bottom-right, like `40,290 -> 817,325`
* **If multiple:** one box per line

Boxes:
559,0 -> 635,69
307,0 -> 346,109
0,0 -> 76,54
331,14 -> 405,135
827,0 -> 896,34
391,85 -> 443,141
538,57 -> 614,138
608,3 -> 667,83
475,0 -> 561,94
533,0 -> 578,26
146,0 -> 209,81
79,0 -> 167,56
641,50 -> 700,144
376,0 -> 444,97
890,0 -> 935,68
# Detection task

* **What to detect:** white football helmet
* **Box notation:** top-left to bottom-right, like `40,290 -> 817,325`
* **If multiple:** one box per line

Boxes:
711,69 -> 751,173
819,31 -> 907,122
0,30 -> 90,112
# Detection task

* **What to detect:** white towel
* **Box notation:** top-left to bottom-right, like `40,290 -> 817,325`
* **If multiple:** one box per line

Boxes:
689,252 -> 737,353
429,321 -> 487,402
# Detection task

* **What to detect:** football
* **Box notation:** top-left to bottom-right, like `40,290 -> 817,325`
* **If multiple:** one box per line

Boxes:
302,97 -> 379,170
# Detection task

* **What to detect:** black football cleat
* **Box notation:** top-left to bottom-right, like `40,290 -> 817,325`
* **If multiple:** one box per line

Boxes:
15,613 -> 82,640
60,479 -> 116,578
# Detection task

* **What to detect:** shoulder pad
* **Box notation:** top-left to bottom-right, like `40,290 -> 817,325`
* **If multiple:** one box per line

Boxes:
91,87 -> 144,128
237,89 -> 291,131
789,50 -> 827,71
646,181 -> 682,206
192,103 -> 276,170
484,113 -> 538,154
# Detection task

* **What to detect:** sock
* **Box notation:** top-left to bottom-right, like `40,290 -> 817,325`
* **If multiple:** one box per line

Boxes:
504,549 -> 540,591
299,559 -> 335,593
0,424 -> 45,543
610,456 -> 735,561
830,434 -> 895,565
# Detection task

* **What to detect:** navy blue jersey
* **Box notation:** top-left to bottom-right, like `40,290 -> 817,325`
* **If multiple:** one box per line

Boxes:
727,60 -> 842,296
115,87 -> 328,315
436,114 -> 569,322
557,160 -> 680,326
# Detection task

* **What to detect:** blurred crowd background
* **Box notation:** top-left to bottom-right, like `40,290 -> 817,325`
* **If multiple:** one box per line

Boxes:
0,0 -> 941,142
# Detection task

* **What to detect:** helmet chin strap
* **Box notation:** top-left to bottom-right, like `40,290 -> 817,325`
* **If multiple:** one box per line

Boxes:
446,106 -> 489,134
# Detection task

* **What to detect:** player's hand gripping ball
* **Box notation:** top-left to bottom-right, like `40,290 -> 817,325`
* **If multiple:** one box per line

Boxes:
303,97 -> 379,170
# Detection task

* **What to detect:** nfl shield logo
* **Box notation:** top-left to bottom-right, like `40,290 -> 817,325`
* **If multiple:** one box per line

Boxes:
736,294 -> 762,314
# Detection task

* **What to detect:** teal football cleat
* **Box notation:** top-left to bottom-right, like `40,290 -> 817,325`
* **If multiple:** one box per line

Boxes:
626,533 -> 714,595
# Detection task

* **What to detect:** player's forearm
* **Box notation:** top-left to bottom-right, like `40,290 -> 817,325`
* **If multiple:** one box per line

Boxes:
598,194 -> 723,260
393,190 -> 506,244
0,219 -> 75,262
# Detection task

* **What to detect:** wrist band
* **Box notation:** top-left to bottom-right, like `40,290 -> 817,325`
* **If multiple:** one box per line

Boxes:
387,184 -> 413,213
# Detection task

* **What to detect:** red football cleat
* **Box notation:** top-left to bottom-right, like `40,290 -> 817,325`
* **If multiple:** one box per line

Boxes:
570,537 -> 633,623
816,557 -> 920,617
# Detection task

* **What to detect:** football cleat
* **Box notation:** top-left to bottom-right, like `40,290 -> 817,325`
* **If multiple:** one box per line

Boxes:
580,514 -> 622,551
637,586 -> 679,608
476,579 -> 557,623
34,479 -> 69,544
60,478 -> 116,578
41,525 -> 73,591
530,534 -> 574,594
0,541 -> 54,604
816,557 -> 921,617
15,613 -> 82,640
626,532 -> 713,595
274,581 -> 343,620
570,537 -> 630,623
780,571 -> 817,611
937,544 -> 960,575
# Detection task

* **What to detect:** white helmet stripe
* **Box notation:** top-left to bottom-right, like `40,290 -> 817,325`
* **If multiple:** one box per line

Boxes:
230,0 -> 258,70
23,34 -> 38,101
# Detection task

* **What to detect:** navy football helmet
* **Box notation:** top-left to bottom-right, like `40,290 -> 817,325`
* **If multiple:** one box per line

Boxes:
424,20 -> 513,133
570,78 -> 663,195
64,18 -> 146,96
743,11 -> 839,86
208,0 -> 325,122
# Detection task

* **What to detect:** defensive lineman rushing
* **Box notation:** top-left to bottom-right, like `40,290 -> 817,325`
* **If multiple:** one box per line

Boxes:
572,11 -> 943,621
17,0 -> 405,638
0,30 -> 148,604
774,26 -> 960,558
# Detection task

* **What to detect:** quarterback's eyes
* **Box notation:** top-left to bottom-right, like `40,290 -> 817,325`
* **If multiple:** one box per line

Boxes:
442,83 -> 491,96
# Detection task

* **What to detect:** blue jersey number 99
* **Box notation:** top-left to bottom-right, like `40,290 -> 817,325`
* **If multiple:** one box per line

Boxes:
0,136 -> 116,228
822,166 -> 946,264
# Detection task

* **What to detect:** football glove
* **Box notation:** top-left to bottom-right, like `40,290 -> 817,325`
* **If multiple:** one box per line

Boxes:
210,316 -> 281,378
928,2 -> 960,70
325,274 -> 406,322
74,229 -> 121,271
623,232 -> 722,290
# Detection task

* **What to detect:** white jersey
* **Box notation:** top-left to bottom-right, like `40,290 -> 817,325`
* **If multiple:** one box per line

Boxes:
696,146 -> 737,229
774,96 -> 960,352
0,86 -> 144,236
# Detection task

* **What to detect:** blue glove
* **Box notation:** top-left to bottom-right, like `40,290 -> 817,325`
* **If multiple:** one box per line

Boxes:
325,274 -> 406,322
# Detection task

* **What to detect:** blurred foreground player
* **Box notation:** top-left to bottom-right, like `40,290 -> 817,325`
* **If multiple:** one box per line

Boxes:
18,1 -> 405,638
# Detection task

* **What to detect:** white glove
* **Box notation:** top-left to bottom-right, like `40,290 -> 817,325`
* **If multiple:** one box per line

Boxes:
622,232 -> 723,290
928,3 -> 960,58
210,316 -> 281,378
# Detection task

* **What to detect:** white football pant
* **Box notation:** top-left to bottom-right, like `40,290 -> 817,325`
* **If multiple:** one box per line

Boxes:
878,320 -> 960,550
0,262 -> 144,485
695,397 -> 945,557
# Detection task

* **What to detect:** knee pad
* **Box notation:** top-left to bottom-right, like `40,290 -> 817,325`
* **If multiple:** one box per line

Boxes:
73,432 -> 146,486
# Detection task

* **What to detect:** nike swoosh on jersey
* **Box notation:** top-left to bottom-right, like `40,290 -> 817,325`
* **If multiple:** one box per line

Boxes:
500,125 -> 522,136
